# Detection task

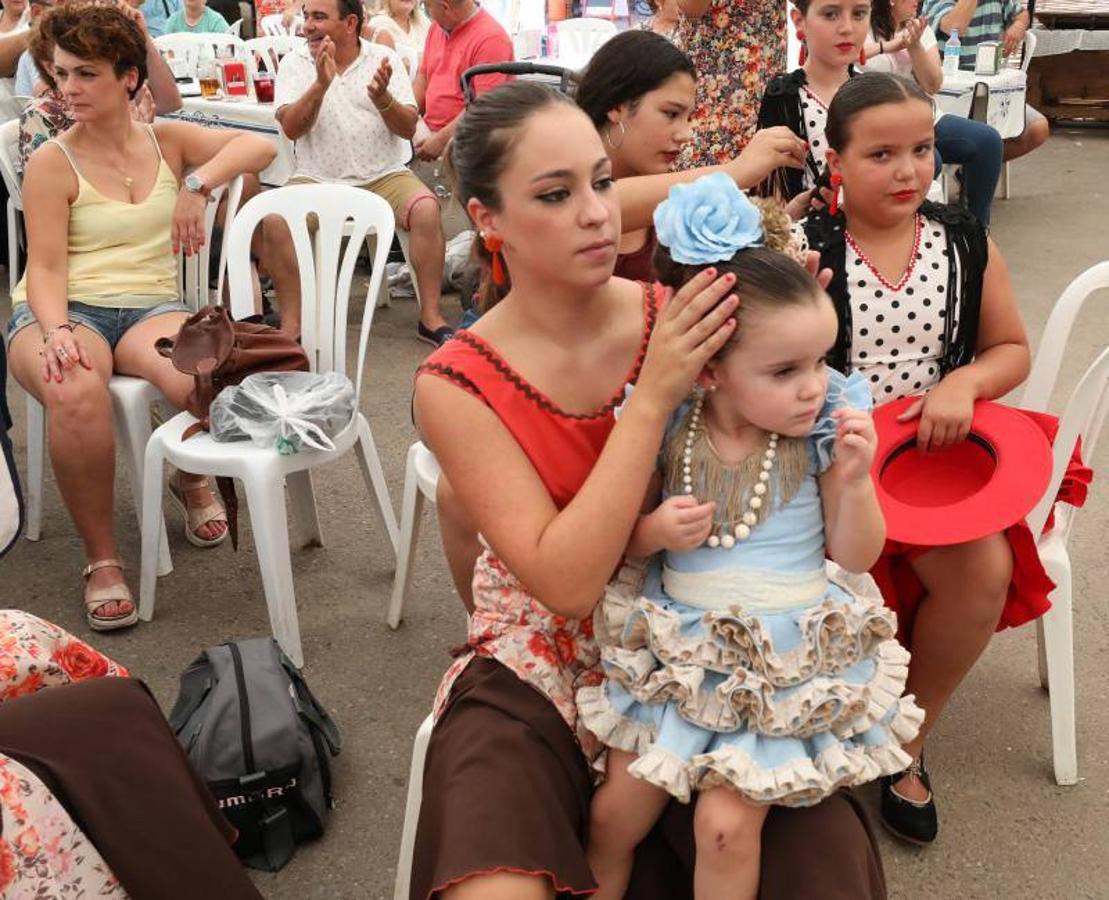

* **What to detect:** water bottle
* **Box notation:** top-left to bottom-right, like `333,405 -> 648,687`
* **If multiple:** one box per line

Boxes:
942,29 -> 961,76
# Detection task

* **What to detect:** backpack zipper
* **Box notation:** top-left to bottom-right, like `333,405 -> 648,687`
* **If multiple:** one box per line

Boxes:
228,643 -> 257,773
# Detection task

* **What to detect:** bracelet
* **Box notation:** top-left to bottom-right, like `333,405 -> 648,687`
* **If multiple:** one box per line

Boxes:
374,94 -> 395,113
42,323 -> 75,344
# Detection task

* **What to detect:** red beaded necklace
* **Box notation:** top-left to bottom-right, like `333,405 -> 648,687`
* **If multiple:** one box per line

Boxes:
845,214 -> 923,293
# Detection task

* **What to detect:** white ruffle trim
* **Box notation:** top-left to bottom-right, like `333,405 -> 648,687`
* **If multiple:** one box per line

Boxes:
622,696 -> 925,807
577,684 -> 656,758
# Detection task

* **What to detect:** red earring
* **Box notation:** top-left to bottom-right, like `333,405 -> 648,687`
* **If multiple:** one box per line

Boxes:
483,233 -> 507,286
829,173 -> 843,216
859,47 -> 867,66
797,30 -> 807,65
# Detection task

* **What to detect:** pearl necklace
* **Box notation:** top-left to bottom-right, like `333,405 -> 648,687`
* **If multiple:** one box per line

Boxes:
683,393 -> 778,549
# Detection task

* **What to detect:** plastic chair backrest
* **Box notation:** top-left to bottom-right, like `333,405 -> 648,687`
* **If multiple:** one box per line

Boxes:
0,118 -> 22,211
177,174 -> 244,310
393,40 -> 418,75
554,17 -> 618,57
229,18 -> 243,36
1020,262 -> 1109,413
245,34 -> 303,74
154,32 -> 248,69
223,184 -> 394,402
1020,30 -> 1037,72
1025,347 -> 1109,539
261,12 -> 300,36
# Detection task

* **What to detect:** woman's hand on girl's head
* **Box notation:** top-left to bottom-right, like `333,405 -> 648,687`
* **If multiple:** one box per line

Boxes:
896,368 -> 977,452
172,190 -> 208,257
830,408 -> 877,482
727,126 -> 808,189
634,269 -> 739,416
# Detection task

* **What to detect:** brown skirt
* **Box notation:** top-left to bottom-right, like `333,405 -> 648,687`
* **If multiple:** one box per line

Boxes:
0,676 -> 264,900
411,657 -> 887,900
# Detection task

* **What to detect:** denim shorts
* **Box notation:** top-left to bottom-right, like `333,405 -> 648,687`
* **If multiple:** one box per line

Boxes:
6,300 -> 191,350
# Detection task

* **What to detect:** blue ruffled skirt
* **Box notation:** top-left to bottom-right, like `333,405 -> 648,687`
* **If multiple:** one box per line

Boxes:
577,562 -> 924,807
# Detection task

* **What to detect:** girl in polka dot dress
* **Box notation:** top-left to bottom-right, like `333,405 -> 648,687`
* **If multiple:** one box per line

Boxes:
804,72 -> 1036,846
578,173 -> 923,900
756,0 -> 873,204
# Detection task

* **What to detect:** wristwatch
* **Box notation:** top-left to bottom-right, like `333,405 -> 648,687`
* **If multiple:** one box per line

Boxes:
184,173 -> 212,200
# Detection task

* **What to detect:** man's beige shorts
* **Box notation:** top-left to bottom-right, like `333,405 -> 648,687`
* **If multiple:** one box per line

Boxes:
287,170 -> 438,231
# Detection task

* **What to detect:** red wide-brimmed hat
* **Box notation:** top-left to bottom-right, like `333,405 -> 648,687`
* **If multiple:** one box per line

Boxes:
871,397 -> 1054,546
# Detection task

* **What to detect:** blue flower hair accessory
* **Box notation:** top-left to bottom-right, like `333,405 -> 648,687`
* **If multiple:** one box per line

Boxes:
653,172 -> 765,265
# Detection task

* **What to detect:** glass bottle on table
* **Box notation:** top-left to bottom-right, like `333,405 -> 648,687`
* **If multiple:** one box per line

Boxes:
198,47 -> 221,99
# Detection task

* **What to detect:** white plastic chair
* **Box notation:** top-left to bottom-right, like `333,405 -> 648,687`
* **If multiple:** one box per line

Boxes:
391,40 -> 418,76
1018,261 -> 1109,786
138,185 -> 401,668
228,17 -> 243,36
1001,29 -> 1037,200
261,12 -> 301,36
393,712 -> 434,900
554,17 -> 618,62
154,32 -> 248,70
580,0 -> 630,22
23,177 -> 244,577
245,34 -> 302,74
387,441 -> 440,628
0,118 -> 25,294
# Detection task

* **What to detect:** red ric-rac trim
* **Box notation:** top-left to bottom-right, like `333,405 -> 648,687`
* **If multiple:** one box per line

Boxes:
845,213 -> 923,293
443,283 -> 660,421
801,85 -> 831,111
428,865 -> 597,899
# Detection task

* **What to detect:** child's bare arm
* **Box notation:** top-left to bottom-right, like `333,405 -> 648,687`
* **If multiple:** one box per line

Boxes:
898,236 -> 1031,451
627,472 -> 716,558
820,409 -> 886,572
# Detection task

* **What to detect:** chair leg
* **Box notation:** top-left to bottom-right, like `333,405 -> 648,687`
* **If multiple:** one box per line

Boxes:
138,435 -> 169,622
24,396 -> 44,541
353,414 -> 400,554
1041,560 -> 1077,786
393,713 -> 434,900
398,230 -> 420,312
1002,161 -> 1011,199
242,471 -> 304,668
387,443 -> 426,630
368,235 -> 391,309
7,202 -> 18,295
1035,618 -> 1049,690
286,469 -> 323,548
111,395 -> 173,577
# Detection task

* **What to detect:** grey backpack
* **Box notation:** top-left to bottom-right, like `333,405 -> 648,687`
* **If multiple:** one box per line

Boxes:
168,638 -> 342,872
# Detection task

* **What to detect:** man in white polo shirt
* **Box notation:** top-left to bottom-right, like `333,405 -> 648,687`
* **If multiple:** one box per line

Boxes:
275,0 -> 451,346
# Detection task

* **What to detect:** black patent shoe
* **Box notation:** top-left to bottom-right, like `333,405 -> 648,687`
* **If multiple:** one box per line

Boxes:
880,755 -> 938,845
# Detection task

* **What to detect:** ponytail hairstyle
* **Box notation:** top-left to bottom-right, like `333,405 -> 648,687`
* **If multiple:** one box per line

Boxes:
448,80 -> 578,311
575,29 -> 696,131
825,72 -> 933,152
651,173 -> 825,360
868,0 -> 898,40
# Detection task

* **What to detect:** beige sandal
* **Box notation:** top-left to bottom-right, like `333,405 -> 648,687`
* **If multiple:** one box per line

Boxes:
82,559 -> 139,632
168,473 -> 229,548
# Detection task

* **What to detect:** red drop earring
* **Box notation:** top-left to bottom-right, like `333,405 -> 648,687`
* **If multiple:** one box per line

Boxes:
482,233 -> 507,286
797,30 -> 807,65
829,173 -> 843,216
859,47 -> 867,66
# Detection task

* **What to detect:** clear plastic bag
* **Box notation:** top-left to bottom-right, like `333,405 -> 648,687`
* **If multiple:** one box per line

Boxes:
209,371 -> 356,455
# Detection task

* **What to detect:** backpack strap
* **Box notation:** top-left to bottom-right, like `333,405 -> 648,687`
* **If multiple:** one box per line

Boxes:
255,805 -> 296,872
282,656 -> 343,754
167,654 -> 215,733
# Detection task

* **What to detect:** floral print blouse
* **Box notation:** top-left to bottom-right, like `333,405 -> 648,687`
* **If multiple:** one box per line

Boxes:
0,611 -> 130,899
677,0 -> 788,168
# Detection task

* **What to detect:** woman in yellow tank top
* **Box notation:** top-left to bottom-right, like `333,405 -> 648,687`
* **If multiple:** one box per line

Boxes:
6,3 -> 275,631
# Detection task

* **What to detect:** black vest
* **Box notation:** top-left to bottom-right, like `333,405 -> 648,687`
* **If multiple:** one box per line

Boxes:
803,201 -> 989,378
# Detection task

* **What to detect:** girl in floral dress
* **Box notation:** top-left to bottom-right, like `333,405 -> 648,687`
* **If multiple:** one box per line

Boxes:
677,0 -> 787,168
578,174 -> 921,900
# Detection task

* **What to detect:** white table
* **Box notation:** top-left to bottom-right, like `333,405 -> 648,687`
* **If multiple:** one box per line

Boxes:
935,69 -> 1028,140
160,96 -> 294,186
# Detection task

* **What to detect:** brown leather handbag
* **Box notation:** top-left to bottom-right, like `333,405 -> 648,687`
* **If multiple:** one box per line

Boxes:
156,305 -> 309,435
156,305 -> 310,547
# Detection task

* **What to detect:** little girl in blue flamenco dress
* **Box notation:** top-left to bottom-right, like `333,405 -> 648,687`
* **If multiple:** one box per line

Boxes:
577,173 -> 924,900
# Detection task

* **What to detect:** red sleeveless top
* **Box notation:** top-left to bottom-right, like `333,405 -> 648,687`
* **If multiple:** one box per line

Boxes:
417,284 -> 661,509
